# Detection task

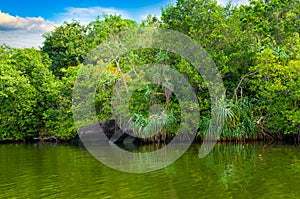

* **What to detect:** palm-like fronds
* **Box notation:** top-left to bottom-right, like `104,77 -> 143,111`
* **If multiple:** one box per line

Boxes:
202,97 -> 256,140
129,110 -> 176,139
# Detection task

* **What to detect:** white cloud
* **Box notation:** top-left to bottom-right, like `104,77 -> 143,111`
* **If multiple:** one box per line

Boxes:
0,30 -> 47,48
137,8 -> 162,22
0,11 -> 55,48
218,0 -> 249,6
55,7 -> 131,24
55,3 -> 171,24
0,7 -> 135,48
0,11 -> 55,32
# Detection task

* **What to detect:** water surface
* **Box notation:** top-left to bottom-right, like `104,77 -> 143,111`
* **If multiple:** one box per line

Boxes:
1,143 -> 300,198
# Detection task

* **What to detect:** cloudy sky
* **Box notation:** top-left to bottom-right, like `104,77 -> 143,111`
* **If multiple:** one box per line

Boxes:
0,0 -> 248,48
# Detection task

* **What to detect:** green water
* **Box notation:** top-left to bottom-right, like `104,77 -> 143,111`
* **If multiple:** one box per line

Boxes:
1,143 -> 300,198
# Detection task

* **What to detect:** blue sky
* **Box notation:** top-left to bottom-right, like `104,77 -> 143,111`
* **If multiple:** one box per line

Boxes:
0,0 -> 173,22
0,0 -> 176,48
0,0 -> 248,48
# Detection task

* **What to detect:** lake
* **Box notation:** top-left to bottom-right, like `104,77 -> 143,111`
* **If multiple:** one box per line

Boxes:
1,143 -> 300,198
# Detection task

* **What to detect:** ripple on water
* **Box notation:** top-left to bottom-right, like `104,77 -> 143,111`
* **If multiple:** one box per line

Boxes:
1,143 -> 300,198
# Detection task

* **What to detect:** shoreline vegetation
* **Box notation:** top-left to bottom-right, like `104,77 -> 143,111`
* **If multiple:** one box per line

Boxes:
0,0 -> 299,143
1,129 -> 299,145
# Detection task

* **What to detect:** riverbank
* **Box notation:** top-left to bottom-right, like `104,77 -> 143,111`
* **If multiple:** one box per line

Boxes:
1,119 -> 299,145
2,123 -> 299,146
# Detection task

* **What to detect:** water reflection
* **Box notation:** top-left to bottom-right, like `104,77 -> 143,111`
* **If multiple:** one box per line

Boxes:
0,143 -> 300,198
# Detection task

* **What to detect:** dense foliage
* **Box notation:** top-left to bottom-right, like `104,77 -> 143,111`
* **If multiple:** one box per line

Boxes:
0,0 -> 299,141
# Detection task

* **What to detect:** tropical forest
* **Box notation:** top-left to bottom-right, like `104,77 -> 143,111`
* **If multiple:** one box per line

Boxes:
0,0 -> 300,198
1,0 -> 299,142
